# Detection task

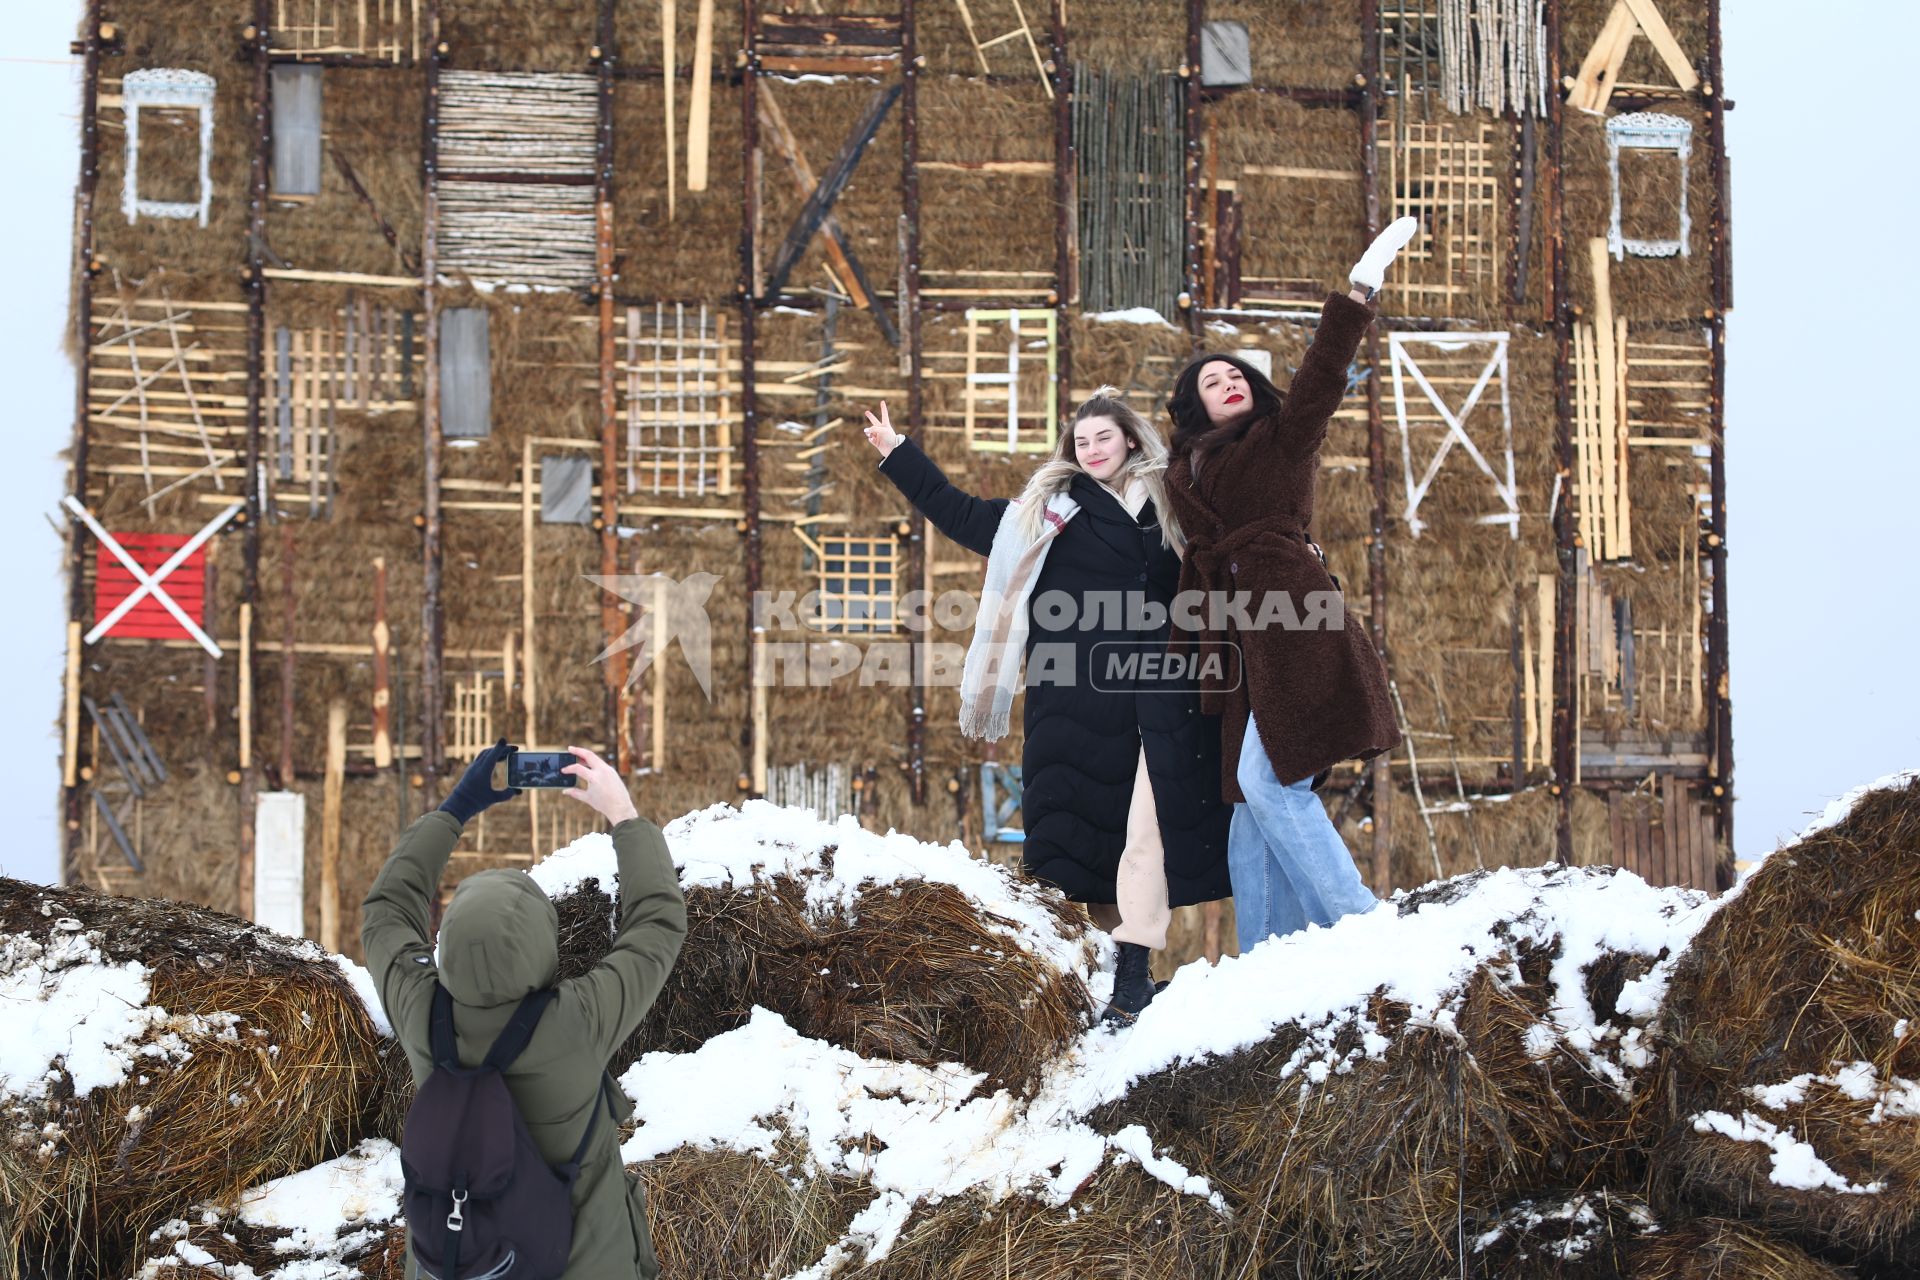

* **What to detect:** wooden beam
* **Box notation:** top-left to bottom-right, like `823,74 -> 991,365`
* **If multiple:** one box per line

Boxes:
1621,0 -> 1700,91
321,699 -> 346,952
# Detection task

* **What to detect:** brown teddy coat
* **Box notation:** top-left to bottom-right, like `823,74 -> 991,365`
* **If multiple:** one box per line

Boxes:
1163,291 -> 1400,801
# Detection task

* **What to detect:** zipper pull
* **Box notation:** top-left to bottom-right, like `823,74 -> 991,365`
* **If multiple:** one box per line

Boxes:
447,1188 -> 467,1232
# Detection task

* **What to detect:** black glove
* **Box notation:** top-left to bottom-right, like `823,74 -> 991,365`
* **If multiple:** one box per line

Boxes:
438,737 -> 521,825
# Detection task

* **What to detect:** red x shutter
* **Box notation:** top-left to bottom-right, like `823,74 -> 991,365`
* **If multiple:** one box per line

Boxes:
94,533 -> 207,640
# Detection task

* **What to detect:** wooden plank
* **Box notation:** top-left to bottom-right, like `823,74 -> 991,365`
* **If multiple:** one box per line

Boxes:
321,699 -> 346,951
238,602 -> 252,770
1569,0 -> 1634,113
760,82 -> 902,299
63,621 -> 82,788
371,555 -> 392,768
757,54 -> 898,74
1608,791 -> 1627,874
1620,0 -> 1701,90
662,0 -> 676,221
686,0 -> 714,192
1241,164 -> 1362,181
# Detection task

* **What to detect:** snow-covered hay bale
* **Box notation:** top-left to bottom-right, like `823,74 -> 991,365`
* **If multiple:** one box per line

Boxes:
123,1139 -> 403,1280
0,880 -> 400,1280
533,801 -> 1101,1093
859,1162 -> 1235,1280
1654,770 -> 1920,1265
1085,864 -> 1715,1277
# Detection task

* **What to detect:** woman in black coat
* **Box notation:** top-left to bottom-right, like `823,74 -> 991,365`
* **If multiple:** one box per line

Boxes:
862,390 -> 1231,1023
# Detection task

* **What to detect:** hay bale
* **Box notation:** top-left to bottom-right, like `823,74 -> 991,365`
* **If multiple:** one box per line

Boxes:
532,800 -> 1101,1093
1627,1217 -> 1856,1280
1653,770 -> 1920,1267
0,881 -> 397,1279
123,1139 -> 401,1280
614,1004 -> 1232,1277
1466,1190 -> 1660,1278
860,1161 -> 1239,1280
1086,864 -> 1716,1277
637,1145 -> 869,1278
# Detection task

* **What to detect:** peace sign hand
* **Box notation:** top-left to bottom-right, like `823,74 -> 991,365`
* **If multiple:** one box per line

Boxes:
862,402 -> 904,459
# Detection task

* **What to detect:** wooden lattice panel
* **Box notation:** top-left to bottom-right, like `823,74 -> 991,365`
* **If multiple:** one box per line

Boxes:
956,308 -> 1058,454
437,72 -> 598,288
1378,115 -> 1503,316
801,531 -> 900,634
87,294 -> 250,513
270,0 -> 421,63
618,303 -> 738,498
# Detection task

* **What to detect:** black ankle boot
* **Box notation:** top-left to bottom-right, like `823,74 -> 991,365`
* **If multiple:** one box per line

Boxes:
1102,942 -> 1156,1025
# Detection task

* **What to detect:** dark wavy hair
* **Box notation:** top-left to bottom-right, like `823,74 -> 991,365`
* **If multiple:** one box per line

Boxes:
1165,352 -> 1286,464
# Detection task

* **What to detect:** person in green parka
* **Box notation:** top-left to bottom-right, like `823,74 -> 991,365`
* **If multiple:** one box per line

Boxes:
362,738 -> 688,1280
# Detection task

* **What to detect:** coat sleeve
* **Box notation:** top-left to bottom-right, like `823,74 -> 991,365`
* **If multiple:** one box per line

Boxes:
876,436 -> 1007,557
563,815 -> 688,1063
1249,291 -> 1376,459
360,808 -> 464,1039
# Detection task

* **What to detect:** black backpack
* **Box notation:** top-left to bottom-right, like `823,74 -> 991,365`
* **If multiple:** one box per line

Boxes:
400,983 -> 616,1280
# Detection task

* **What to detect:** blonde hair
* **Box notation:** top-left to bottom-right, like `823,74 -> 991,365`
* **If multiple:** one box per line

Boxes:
1011,386 -> 1183,552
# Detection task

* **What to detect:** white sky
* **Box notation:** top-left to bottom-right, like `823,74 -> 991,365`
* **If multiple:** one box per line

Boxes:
0,2 -> 1911,886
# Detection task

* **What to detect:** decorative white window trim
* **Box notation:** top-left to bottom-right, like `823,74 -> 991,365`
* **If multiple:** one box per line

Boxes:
121,69 -> 217,227
1606,111 -> 1692,260
1387,331 -> 1518,539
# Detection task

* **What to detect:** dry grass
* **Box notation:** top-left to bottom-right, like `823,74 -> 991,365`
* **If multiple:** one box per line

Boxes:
1651,776 -> 1920,1270
553,868 -> 1093,1093
0,881 -> 396,1280
863,1161 -> 1238,1279
1629,1216 -> 1856,1280
1092,872 -> 1660,1278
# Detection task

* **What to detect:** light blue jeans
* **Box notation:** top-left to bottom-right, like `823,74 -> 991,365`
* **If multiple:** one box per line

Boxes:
1227,711 -> 1379,954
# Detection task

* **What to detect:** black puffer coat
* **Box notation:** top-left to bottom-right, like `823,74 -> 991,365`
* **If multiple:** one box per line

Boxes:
878,438 -> 1232,907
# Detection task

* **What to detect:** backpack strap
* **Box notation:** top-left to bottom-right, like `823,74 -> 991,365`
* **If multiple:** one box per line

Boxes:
480,988 -> 556,1072
429,983 -> 459,1070
556,1074 -> 619,1183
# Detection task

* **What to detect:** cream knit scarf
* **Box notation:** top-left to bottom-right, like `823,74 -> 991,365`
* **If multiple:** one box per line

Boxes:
958,475 -> 1150,740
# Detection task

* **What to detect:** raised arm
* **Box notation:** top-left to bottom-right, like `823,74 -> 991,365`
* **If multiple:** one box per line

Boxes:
864,403 -> 1007,556
1252,291 -> 1376,459
551,746 -> 688,1062
1247,217 -> 1418,459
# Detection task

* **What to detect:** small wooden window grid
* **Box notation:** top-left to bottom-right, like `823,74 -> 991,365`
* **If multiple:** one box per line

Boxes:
800,532 -> 900,634
961,308 -> 1058,454
446,668 -> 496,765
1378,115 -> 1503,316
620,303 -> 737,498
88,293 -> 248,515
269,0 -> 421,64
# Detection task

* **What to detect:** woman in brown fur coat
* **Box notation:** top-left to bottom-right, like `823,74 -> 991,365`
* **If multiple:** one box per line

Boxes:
1160,218 -> 1419,953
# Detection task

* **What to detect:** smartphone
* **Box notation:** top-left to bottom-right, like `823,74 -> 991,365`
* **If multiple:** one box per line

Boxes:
506,750 -> 579,790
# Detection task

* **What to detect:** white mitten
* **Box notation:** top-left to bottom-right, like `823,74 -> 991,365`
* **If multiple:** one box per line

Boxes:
1349,215 -> 1421,292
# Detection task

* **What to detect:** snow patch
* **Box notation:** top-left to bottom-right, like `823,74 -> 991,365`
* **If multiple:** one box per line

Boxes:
1690,1110 -> 1885,1194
